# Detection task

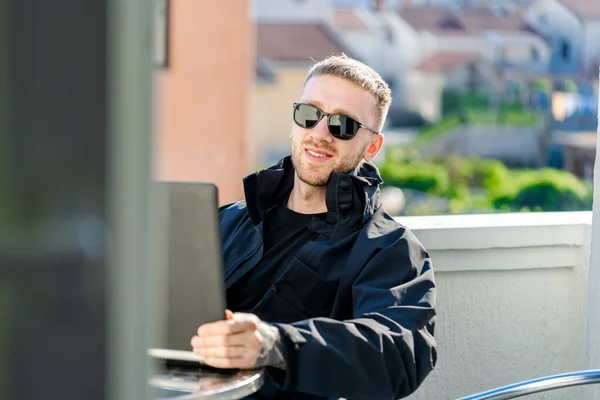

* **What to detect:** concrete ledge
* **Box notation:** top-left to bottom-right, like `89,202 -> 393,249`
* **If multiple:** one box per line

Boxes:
396,212 -> 592,271
401,211 -> 592,398
397,211 -> 592,249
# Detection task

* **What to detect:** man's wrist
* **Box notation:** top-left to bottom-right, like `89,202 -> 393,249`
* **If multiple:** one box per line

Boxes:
255,322 -> 287,370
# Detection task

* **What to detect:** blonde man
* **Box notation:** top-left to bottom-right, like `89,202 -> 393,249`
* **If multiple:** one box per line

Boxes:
191,55 -> 437,400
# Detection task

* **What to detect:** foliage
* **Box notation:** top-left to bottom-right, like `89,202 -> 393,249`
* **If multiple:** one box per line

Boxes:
490,168 -> 590,212
417,90 -> 539,147
441,89 -> 490,115
563,79 -> 578,93
532,78 -> 551,94
379,161 -> 449,196
380,153 -> 592,215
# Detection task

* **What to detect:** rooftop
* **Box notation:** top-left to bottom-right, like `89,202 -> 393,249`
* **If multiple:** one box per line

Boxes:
398,7 -> 539,37
256,23 -> 350,63
331,9 -> 370,30
560,0 -> 600,20
415,51 -> 477,72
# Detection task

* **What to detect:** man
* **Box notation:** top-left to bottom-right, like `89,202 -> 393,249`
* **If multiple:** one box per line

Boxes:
190,55 -> 436,400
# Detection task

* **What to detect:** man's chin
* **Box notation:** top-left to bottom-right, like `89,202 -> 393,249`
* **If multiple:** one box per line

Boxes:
297,170 -> 330,187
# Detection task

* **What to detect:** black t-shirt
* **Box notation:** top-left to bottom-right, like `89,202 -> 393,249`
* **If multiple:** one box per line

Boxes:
226,202 -> 327,312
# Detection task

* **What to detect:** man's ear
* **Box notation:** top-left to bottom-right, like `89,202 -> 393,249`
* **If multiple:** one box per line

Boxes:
364,134 -> 384,162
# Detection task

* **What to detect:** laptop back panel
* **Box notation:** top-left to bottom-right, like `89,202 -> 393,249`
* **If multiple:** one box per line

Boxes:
157,182 -> 226,352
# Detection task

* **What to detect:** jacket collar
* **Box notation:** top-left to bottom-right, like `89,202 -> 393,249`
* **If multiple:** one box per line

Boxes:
242,156 -> 382,235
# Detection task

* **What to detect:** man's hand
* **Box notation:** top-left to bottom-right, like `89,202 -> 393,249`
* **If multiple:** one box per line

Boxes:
191,310 -> 287,370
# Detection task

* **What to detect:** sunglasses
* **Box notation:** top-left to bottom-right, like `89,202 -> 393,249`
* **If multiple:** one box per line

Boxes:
292,103 -> 379,140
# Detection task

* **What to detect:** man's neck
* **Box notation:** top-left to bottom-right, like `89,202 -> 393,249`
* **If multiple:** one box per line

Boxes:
286,174 -> 327,214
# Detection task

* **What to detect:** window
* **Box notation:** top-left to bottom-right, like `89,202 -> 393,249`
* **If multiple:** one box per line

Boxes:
384,25 -> 394,44
539,13 -> 547,24
531,45 -> 539,62
560,38 -> 571,61
155,0 -> 170,68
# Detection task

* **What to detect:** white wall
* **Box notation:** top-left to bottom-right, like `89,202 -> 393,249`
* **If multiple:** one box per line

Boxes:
583,21 -> 600,74
406,70 -> 446,121
585,76 -> 600,399
336,29 -> 384,70
406,60 -> 496,122
381,16 -> 439,107
525,0 -> 583,73
334,11 -> 388,73
434,32 -> 550,74
435,35 -> 489,55
252,0 -> 332,24
445,60 -> 496,92
399,212 -> 592,399
495,34 -> 551,73
381,12 -> 433,106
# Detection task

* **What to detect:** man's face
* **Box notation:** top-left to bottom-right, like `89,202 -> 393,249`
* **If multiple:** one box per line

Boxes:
290,75 -> 381,187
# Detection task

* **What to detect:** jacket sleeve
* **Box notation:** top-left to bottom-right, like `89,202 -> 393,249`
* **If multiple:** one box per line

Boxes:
271,229 -> 437,400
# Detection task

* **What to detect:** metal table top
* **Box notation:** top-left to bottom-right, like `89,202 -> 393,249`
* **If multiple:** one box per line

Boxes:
150,367 -> 265,400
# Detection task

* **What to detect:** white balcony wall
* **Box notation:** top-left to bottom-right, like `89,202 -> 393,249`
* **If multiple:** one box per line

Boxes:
397,212 -> 592,399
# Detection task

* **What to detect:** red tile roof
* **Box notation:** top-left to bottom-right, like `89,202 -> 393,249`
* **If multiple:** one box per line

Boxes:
256,23 -> 350,63
560,0 -> 600,20
332,10 -> 370,30
457,9 -> 529,31
398,7 -> 451,32
415,51 -> 477,72
399,7 -> 535,36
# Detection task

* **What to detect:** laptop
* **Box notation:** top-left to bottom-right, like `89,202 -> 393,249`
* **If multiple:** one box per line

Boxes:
148,181 -> 227,368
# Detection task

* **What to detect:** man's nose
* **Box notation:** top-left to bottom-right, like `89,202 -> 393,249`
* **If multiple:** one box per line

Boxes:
310,116 -> 333,143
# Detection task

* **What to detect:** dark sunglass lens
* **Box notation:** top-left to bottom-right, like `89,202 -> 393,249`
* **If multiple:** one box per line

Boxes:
294,104 -> 321,128
329,114 -> 359,140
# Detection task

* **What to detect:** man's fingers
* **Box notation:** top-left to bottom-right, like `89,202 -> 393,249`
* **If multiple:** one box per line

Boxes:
191,312 -> 265,370
193,345 -> 246,359
191,331 -> 257,348
197,319 -> 256,336
199,356 -> 252,370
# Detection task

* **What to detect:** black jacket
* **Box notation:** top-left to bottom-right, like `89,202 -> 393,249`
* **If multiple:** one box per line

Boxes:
219,157 -> 436,400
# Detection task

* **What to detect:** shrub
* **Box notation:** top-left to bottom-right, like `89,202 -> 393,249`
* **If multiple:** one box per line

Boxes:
380,155 -> 591,214
441,89 -> 463,116
380,162 -> 449,196
491,168 -> 590,211
428,155 -> 509,191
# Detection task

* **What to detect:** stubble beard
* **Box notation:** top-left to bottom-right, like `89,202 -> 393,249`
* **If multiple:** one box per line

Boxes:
290,139 -> 368,187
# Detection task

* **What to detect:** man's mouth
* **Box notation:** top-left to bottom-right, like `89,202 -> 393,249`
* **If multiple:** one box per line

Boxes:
305,148 -> 333,163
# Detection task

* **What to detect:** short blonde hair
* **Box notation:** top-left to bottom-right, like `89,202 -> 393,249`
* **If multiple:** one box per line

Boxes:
304,54 -> 392,130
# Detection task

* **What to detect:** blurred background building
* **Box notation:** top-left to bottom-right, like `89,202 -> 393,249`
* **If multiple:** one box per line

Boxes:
155,1 -> 252,205
154,0 -> 599,215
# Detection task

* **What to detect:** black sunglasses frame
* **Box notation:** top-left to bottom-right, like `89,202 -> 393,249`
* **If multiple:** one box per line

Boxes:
292,103 -> 379,140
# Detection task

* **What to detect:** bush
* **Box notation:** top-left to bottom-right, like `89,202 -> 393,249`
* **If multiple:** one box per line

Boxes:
532,78 -> 551,94
491,168 -> 590,212
441,89 -> 490,116
499,110 -> 538,126
380,162 -> 449,196
441,89 -> 463,116
380,155 -> 591,215
461,92 -> 490,109
428,155 -> 509,191
564,79 -> 578,93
